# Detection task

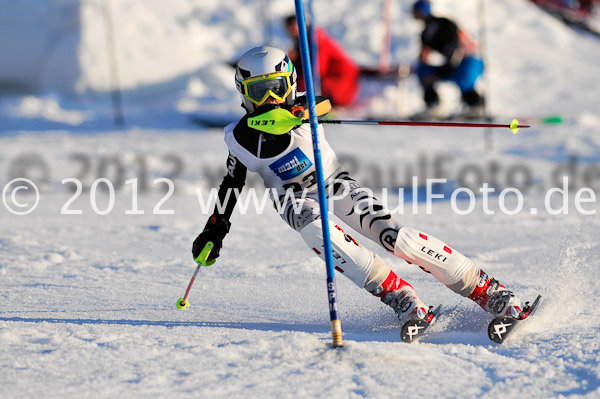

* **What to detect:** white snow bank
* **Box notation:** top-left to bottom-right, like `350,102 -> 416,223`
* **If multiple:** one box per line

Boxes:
0,0 -> 81,93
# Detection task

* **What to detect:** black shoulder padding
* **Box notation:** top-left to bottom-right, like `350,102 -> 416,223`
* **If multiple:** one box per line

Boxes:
232,114 -> 291,159
293,95 -> 328,108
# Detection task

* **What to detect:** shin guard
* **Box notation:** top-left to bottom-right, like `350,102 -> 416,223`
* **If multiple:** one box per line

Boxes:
394,227 -> 480,296
300,219 -> 374,288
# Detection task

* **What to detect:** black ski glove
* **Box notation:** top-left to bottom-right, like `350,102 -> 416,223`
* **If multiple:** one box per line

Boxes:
192,214 -> 231,264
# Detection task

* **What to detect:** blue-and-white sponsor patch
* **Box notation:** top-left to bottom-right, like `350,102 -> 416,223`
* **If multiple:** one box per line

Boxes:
269,147 -> 312,180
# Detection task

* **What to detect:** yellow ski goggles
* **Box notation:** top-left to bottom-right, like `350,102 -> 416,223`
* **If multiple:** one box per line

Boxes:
241,72 -> 293,105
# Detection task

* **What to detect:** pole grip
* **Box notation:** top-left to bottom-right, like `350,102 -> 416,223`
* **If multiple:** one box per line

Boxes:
194,241 -> 215,266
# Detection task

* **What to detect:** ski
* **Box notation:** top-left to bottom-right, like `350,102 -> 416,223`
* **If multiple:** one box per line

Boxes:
487,295 -> 542,344
400,305 -> 442,343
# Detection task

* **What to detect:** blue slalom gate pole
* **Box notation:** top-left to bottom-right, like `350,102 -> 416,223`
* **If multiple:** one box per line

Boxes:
307,0 -> 321,94
294,0 -> 343,348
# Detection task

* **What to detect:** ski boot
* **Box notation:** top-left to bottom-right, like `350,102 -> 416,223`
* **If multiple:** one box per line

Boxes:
376,271 -> 427,322
375,271 -> 440,342
469,270 -> 525,318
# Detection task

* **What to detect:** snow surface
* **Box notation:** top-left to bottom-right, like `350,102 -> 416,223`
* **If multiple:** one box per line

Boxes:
1,1 -> 599,398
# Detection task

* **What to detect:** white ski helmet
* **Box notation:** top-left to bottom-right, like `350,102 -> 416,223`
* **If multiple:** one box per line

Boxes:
235,46 -> 297,113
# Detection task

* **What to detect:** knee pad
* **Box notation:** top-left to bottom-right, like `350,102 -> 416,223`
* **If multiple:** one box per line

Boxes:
300,219 -> 374,288
394,227 -> 479,295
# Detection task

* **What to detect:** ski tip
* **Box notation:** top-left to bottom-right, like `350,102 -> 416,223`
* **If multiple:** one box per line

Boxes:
400,305 -> 441,343
488,316 -> 515,344
400,319 -> 429,343
487,294 -> 542,344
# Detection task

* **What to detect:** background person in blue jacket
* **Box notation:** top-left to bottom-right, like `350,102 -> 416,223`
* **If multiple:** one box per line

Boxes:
411,0 -> 485,120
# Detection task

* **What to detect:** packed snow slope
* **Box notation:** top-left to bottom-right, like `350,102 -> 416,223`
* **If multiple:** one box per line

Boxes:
1,0 -> 599,398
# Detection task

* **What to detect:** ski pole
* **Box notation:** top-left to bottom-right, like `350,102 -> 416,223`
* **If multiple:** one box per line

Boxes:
176,241 -> 214,309
247,108 -> 529,135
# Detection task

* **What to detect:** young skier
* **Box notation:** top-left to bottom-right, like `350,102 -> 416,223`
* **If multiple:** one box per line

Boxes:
192,45 -> 526,331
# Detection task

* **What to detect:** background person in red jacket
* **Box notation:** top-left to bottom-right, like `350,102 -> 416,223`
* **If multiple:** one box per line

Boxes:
285,15 -> 361,107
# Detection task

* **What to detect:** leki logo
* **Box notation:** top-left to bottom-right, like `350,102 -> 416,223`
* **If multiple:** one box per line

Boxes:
250,119 -> 275,126
493,321 -> 513,338
420,246 -> 448,262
